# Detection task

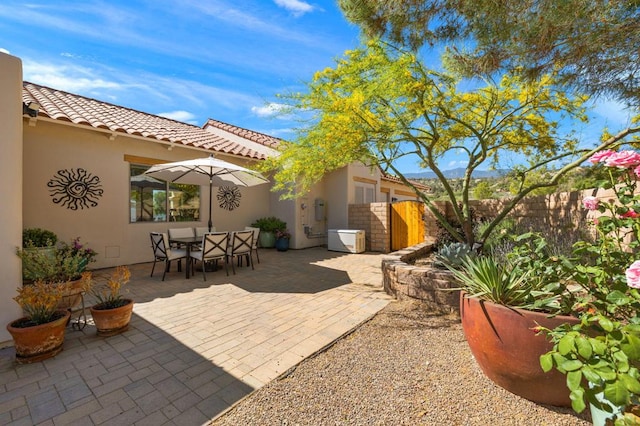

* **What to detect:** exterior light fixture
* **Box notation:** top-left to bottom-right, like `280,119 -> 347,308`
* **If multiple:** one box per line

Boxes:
23,101 -> 40,117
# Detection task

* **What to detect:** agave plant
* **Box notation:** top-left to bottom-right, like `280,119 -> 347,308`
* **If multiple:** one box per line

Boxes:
447,255 -> 564,312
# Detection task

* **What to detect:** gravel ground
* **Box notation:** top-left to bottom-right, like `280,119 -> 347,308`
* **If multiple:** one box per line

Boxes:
210,300 -> 592,426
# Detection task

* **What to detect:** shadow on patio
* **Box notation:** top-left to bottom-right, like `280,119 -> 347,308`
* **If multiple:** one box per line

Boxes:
0,247 -> 391,425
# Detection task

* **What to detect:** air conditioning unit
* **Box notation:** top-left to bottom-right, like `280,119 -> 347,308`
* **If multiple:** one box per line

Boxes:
327,229 -> 365,253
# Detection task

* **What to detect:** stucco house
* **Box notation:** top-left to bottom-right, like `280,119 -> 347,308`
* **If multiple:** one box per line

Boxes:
0,52 -> 423,343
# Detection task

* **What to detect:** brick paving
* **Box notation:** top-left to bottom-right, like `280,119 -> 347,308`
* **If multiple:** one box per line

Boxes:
0,247 -> 391,425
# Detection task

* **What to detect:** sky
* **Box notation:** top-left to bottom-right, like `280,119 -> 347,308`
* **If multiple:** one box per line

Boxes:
0,0 -> 635,174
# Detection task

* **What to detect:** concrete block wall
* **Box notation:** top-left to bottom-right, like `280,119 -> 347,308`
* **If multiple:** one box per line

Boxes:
348,203 -> 390,253
423,187 -> 634,243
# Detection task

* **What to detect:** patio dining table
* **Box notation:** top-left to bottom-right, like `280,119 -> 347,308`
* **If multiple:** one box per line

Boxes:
168,236 -> 201,279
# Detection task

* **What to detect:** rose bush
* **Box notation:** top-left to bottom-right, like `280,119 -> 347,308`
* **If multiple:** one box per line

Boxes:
538,149 -> 640,423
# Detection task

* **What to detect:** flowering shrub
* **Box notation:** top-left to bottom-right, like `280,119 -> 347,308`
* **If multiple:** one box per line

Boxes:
13,281 -> 66,326
82,266 -> 131,310
275,229 -> 291,239
58,237 -> 98,269
18,236 -> 97,283
539,149 -> 640,420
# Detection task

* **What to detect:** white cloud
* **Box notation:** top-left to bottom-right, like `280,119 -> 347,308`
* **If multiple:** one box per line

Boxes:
23,61 -> 124,93
251,103 -> 287,118
273,0 -> 314,16
0,48 -> 10,54
158,110 -> 198,124
447,160 -> 468,169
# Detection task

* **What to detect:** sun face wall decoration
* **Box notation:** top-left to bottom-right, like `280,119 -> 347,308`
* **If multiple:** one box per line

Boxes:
217,186 -> 241,211
47,168 -> 104,210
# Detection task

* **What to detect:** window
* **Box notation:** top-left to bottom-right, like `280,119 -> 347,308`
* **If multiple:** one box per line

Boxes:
130,165 -> 200,223
354,185 -> 375,204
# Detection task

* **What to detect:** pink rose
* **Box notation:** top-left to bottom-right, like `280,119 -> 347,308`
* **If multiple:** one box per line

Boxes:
589,150 -> 616,164
626,260 -> 640,289
635,165 -> 640,178
582,196 -> 599,210
605,150 -> 640,168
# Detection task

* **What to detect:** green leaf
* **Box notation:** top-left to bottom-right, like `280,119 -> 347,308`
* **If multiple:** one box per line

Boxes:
540,353 -> 554,372
583,367 -> 601,384
620,374 -> 640,394
570,388 -> 586,413
603,381 -> 630,406
567,370 -> 583,391
599,316 -> 615,332
576,336 -> 593,359
558,334 -> 576,355
621,333 -> 640,360
561,359 -> 583,372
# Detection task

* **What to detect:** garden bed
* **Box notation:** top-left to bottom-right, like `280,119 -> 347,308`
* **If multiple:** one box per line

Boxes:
381,242 -> 459,312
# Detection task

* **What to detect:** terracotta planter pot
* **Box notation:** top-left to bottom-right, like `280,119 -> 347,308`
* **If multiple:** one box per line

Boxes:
57,278 -> 85,312
460,292 -> 579,406
6,310 -> 71,364
90,299 -> 134,336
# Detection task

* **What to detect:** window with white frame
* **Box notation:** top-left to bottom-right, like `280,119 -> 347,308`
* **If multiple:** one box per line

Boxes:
355,184 -> 375,204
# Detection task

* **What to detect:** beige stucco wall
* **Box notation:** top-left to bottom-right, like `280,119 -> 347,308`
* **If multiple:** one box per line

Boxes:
0,53 -> 24,344
325,167 -> 350,230
22,120 -> 272,269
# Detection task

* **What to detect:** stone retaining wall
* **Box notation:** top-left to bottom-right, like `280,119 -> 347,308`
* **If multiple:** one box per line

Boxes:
382,242 -> 460,312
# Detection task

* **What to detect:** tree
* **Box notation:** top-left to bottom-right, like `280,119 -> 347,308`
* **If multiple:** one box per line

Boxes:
472,181 -> 493,200
261,40 -> 640,247
338,0 -> 640,105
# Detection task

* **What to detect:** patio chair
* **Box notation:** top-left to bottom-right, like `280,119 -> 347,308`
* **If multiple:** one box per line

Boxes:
168,227 -> 195,243
227,230 -> 254,275
244,226 -> 261,264
194,226 -> 215,238
190,232 -> 229,280
150,232 -> 187,281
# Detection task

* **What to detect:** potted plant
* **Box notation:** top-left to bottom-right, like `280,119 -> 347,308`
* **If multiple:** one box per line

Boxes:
538,149 -> 640,425
17,236 -> 98,312
275,229 -> 291,252
23,227 -> 58,248
21,228 -> 58,281
83,266 -> 133,336
445,239 -> 580,406
251,216 -> 287,248
6,281 -> 71,363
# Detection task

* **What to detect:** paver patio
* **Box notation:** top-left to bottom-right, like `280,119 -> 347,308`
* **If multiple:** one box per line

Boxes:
0,247 -> 391,425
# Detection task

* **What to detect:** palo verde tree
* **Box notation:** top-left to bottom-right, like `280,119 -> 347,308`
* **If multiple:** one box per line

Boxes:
261,40 -> 640,248
338,0 -> 640,106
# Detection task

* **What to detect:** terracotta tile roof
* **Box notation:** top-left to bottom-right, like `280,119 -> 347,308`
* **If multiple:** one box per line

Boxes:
204,119 -> 281,150
22,81 -> 272,160
380,171 -> 431,191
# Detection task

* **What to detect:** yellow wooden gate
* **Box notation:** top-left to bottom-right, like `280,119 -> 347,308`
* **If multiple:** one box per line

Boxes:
391,201 -> 425,251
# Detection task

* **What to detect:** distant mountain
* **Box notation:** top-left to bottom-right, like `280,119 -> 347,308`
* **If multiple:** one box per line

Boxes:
404,168 -> 508,179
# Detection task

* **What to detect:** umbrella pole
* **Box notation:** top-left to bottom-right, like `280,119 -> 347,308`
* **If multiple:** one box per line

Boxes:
208,178 -> 213,232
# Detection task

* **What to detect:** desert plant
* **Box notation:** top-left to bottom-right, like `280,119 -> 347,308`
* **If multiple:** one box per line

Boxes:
82,266 -> 131,309
434,242 -> 474,269
13,281 -> 66,326
447,255 -> 564,312
17,237 -> 97,283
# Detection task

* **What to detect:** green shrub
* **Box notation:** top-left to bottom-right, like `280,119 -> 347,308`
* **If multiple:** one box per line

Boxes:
251,216 -> 287,233
22,228 -> 57,247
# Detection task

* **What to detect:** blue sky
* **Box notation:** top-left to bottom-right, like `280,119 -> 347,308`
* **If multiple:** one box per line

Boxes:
0,0 -> 635,174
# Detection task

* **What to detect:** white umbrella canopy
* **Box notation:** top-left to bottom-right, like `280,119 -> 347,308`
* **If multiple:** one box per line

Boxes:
144,154 -> 269,231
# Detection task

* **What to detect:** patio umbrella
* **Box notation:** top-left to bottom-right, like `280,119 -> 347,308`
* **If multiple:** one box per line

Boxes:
144,154 -> 269,231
